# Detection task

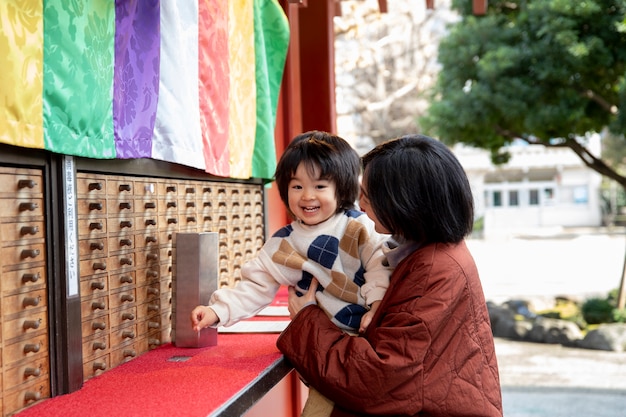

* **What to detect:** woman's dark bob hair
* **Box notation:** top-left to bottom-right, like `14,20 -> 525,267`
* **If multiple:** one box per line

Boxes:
274,131 -> 360,217
361,134 -> 474,243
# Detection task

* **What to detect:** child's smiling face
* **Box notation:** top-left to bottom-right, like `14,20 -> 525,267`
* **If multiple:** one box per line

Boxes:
287,162 -> 338,226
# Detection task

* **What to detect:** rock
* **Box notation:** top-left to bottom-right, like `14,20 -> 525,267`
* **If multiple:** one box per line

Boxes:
578,323 -> 626,352
525,317 -> 583,345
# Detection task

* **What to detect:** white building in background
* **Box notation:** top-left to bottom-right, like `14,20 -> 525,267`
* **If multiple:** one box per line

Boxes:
454,133 -> 603,239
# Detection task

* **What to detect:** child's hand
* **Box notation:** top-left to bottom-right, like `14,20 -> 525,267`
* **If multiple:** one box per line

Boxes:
190,305 -> 218,331
287,277 -> 319,319
359,300 -> 381,333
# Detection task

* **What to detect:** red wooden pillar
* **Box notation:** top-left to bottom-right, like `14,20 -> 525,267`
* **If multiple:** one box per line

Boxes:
296,1 -> 337,134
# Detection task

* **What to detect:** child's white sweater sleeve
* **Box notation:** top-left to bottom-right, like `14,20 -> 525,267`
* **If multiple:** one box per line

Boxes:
358,218 -> 392,306
208,257 -> 281,327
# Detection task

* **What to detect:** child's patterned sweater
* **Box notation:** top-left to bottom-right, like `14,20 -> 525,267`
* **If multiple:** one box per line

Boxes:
208,210 -> 391,331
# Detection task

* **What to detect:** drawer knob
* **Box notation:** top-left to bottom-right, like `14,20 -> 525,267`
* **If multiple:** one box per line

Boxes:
91,301 -> 106,311
22,296 -> 40,307
119,202 -> 132,210
24,391 -> 41,403
122,312 -> 135,321
166,186 -> 176,193
186,187 -> 195,194
148,321 -> 160,329
23,343 -> 41,353
93,362 -> 107,371
146,270 -> 158,278
91,282 -> 105,290
22,272 -> 41,283
90,242 -> 104,251
120,275 -> 133,284
89,222 -> 103,230
19,202 -> 38,212
120,220 -> 132,228
89,202 -> 103,211
92,322 -> 106,331
119,184 -> 131,192
149,338 -> 161,347
24,367 -> 41,378
167,218 -> 177,224
119,238 -> 132,247
88,182 -> 103,191
187,216 -> 196,223
144,202 -> 156,209
18,179 -> 36,189
23,319 -> 41,330
186,201 -> 195,208
146,253 -> 158,261
123,349 -> 136,358
21,249 -> 40,259
20,226 -> 39,236
122,331 -> 135,339
92,342 -> 106,351
145,219 -> 157,226
120,257 -> 133,266
148,303 -> 159,312
145,236 -> 157,243
147,287 -> 159,296
93,262 -> 107,271
167,201 -> 177,208
121,294 -> 134,302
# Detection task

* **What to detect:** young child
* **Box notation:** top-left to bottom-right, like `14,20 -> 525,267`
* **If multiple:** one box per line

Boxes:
190,130 -> 391,334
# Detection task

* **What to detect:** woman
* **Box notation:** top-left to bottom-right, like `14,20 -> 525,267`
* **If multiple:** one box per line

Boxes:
277,134 -> 503,416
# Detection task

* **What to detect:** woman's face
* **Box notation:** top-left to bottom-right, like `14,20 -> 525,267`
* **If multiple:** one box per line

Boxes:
359,173 -> 390,234
287,162 -> 338,226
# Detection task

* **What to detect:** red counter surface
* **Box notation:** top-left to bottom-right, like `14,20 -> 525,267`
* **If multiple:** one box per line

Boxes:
15,333 -> 296,417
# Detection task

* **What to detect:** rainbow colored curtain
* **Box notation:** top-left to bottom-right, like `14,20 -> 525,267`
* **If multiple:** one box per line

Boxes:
0,0 -> 289,180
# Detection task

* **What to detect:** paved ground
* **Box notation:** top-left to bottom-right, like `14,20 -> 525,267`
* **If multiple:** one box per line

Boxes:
495,338 -> 626,417
467,228 -> 626,416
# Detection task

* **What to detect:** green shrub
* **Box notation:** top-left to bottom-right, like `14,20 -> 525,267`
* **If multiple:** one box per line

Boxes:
581,297 -> 614,325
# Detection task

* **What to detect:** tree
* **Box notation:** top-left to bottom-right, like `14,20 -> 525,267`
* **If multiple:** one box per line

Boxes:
421,0 -> 626,308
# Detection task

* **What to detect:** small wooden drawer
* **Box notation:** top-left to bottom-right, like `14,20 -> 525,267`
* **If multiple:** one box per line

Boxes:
4,355 -> 49,389
75,174 -> 106,196
79,277 -> 108,298
83,353 -> 109,381
77,217 -> 108,237
1,243 -> 46,268
4,310 -> 48,342
78,237 -> 108,258
3,380 -> 50,416
0,169 -> 43,196
82,334 -> 109,361
4,334 -> 48,368
109,306 -> 137,328
108,271 -> 135,291
109,289 -> 136,310
3,289 -> 47,317
80,295 -> 109,320
106,178 -> 134,197
2,267 -> 46,294
1,221 -> 45,243
108,234 -> 135,253
76,198 -> 107,216
81,315 -> 109,339
110,323 -> 137,347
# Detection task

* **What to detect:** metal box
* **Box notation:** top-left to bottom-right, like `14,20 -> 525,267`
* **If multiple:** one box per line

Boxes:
173,232 -> 219,347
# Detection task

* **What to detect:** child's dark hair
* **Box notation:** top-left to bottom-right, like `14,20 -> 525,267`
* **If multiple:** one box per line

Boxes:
274,131 -> 360,216
361,134 -> 474,243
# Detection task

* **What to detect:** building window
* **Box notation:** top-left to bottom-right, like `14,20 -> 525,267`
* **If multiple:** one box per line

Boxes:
508,190 -> 519,206
529,189 -> 539,205
493,190 -> 502,207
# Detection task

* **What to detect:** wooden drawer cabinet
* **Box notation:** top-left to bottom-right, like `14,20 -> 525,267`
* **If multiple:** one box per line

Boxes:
0,167 -> 51,416
75,173 -> 266,383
